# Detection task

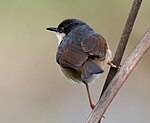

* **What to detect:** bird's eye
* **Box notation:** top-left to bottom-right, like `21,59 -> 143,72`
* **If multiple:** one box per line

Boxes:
60,27 -> 65,33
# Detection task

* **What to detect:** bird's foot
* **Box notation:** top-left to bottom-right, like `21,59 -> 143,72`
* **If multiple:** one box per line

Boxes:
107,61 -> 121,70
90,103 -> 95,110
90,104 -> 105,118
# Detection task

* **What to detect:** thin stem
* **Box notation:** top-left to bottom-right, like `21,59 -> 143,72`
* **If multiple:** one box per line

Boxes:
86,28 -> 150,123
100,0 -> 143,98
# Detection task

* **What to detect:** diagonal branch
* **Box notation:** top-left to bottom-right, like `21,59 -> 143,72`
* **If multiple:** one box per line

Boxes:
86,28 -> 150,123
100,0 -> 143,97
87,28 -> 150,123
85,0 -> 143,122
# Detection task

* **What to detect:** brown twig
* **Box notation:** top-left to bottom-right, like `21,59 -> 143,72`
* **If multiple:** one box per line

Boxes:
86,28 -> 150,123
87,0 -> 143,122
96,1 -> 143,122
100,0 -> 143,97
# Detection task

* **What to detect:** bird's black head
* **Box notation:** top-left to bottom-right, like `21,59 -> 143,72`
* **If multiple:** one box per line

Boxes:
46,18 -> 85,34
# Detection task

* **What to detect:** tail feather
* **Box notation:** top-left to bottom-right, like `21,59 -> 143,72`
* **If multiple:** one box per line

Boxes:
81,59 -> 104,81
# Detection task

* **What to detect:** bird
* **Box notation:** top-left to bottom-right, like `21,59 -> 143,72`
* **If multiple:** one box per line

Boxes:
46,18 -> 117,109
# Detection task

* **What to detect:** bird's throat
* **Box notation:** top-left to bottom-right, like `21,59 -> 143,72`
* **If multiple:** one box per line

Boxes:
56,33 -> 65,44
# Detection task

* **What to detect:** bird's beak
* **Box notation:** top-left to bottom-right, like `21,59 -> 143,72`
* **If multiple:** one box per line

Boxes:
46,27 -> 58,32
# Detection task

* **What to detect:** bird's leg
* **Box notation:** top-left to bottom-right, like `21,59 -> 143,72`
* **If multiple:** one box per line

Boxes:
84,81 -> 106,118
84,81 -> 107,119
85,80 -> 95,109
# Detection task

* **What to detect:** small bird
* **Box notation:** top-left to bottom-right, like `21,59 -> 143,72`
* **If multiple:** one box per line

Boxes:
47,18 -> 117,109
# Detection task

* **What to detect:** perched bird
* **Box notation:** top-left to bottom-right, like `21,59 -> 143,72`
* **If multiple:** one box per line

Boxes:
47,18 -> 117,109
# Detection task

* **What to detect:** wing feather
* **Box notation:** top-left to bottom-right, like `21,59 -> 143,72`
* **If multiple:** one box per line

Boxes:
57,43 -> 88,70
81,34 -> 108,61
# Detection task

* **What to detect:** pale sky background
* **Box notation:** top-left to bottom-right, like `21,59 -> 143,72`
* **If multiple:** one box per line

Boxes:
0,0 -> 150,123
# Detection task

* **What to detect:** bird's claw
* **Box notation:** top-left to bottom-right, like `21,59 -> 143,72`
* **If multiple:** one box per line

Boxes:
107,61 -> 121,71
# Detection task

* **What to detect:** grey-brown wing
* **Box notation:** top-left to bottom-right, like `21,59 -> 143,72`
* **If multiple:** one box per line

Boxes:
81,34 -> 108,61
56,43 -> 88,70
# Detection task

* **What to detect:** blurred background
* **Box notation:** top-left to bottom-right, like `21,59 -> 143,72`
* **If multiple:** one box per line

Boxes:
0,0 -> 150,123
